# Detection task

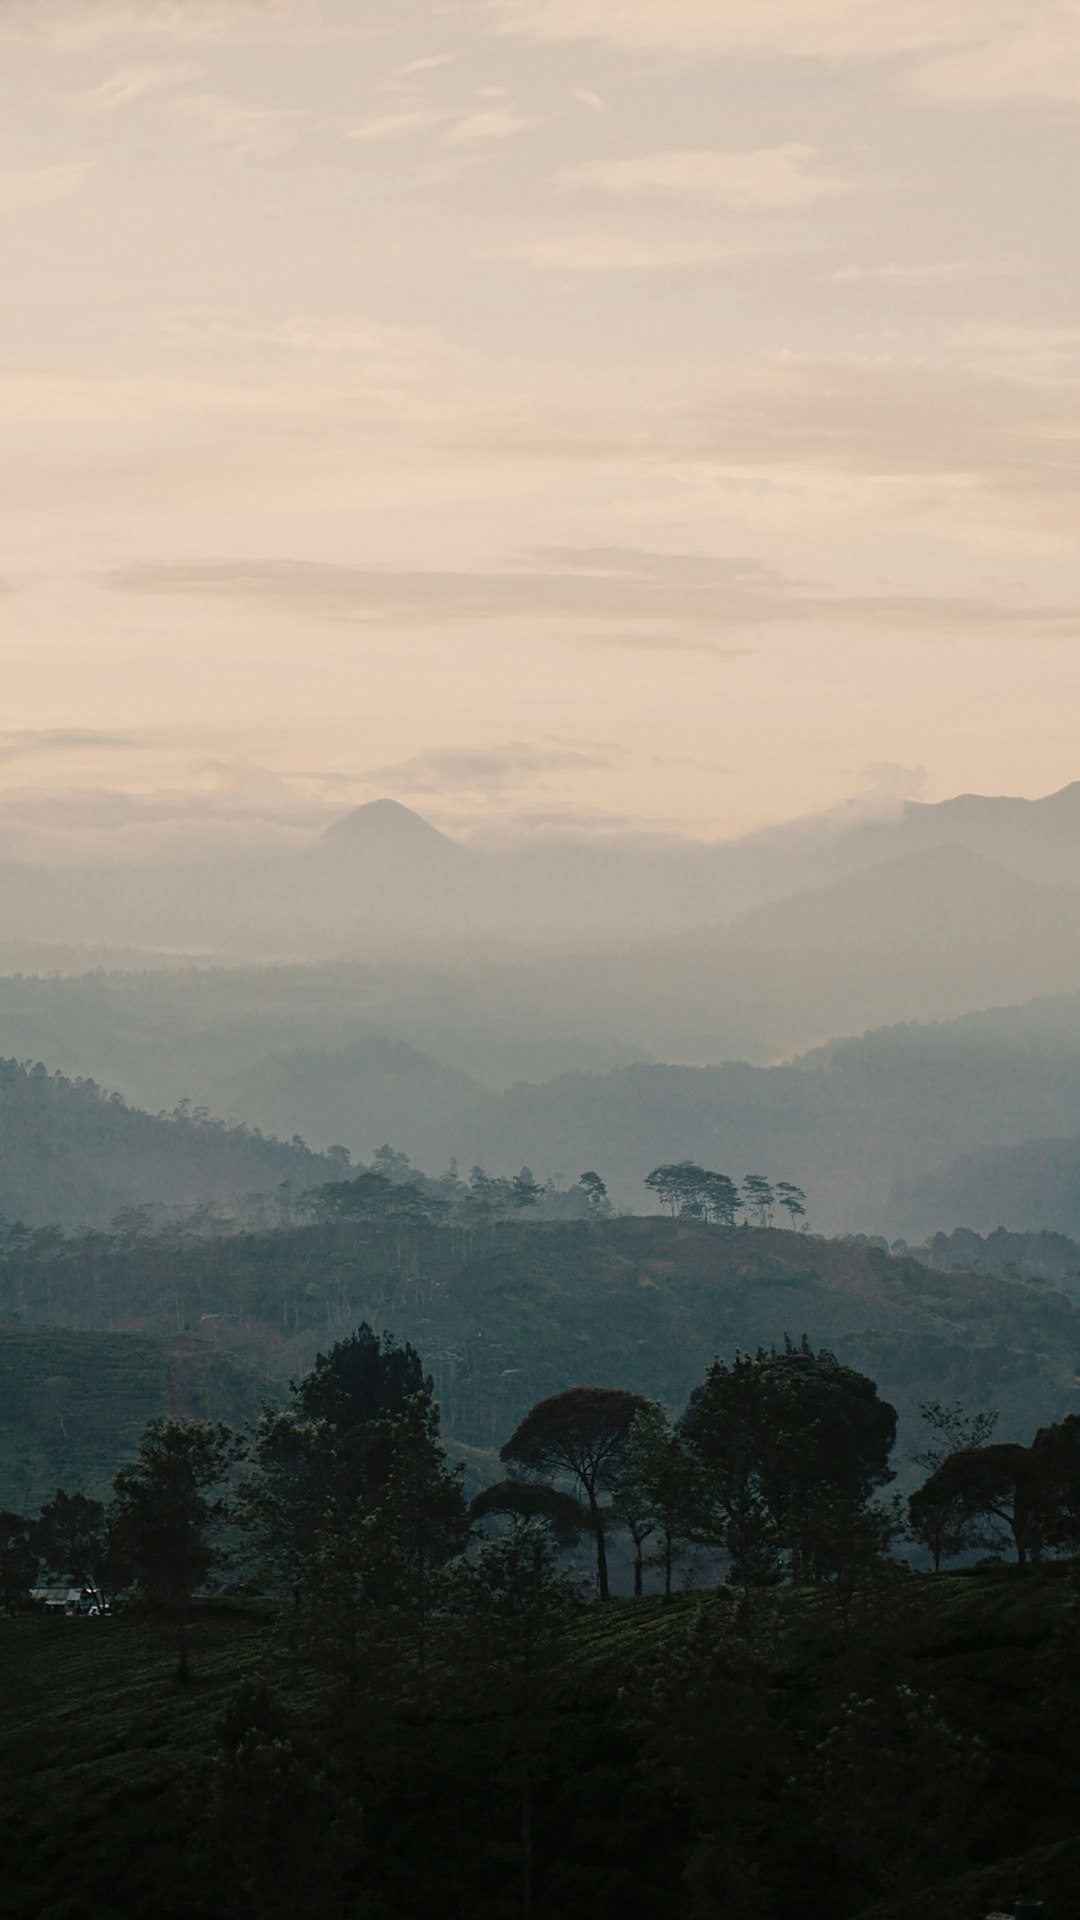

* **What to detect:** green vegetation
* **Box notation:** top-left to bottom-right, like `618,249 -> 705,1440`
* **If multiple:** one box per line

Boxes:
7,1281 -> 1080,1919
3,1558 -> 1080,1917
0,1326 -> 266,1513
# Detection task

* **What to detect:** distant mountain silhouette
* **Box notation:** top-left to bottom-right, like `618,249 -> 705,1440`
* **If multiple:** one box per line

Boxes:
842,780 -> 1080,887
727,844 -> 1080,951
320,799 -> 460,858
2,776 -> 1080,958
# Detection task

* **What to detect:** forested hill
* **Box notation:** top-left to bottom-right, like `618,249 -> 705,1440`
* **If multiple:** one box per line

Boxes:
3,1212 -> 1076,1492
0,1059 -> 342,1229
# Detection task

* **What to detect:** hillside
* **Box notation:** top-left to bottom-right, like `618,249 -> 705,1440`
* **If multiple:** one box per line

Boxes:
12,968 -> 1080,1236
3,1217 -> 1075,1481
897,1129 -> 1080,1240
727,843 -> 1080,951
2,1569 -> 1079,1920
0,1326 -> 267,1513
0,1058 -> 341,1229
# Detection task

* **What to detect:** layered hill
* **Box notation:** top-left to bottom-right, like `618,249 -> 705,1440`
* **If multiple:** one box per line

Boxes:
14,984 -> 1080,1236
5,1217 -> 1075,1477
0,1059 -> 340,1229
6,776 -> 1080,961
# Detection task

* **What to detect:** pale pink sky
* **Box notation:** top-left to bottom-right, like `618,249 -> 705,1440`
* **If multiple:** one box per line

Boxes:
2,0 -> 1080,856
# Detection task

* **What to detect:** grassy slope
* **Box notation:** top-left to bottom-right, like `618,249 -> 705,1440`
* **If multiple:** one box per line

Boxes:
0,1327 -> 269,1512
1,1570 -> 1078,1920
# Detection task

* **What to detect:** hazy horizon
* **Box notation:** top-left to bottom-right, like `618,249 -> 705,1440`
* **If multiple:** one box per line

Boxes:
4,0 -> 1080,856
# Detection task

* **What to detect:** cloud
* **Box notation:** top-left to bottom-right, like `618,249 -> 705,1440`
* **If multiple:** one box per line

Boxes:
485,0 -> 1080,101
364,739 -> 623,794
0,162 -> 90,214
828,256 -> 1031,286
390,54 -> 457,79
74,64 -> 189,112
168,89 -> 305,155
445,107 -> 538,145
0,729 -> 141,767
502,234 -> 752,269
347,108 -> 440,142
569,87 -> 607,111
817,761 -> 930,829
101,546 -> 1080,643
559,145 -> 857,207
0,1 -> 325,48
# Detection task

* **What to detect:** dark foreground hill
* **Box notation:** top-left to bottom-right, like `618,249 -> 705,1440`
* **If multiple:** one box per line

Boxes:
3,1217 -> 1076,1507
2,1567 -> 1078,1920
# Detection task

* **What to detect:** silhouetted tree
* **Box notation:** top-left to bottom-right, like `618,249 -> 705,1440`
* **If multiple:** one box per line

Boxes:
0,1511 -> 36,1612
612,1402 -> 699,1597
907,1400 -> 1001,1568
775,1181 -> 807,1229
576,1170 -> 611,1216
34,1489 -> 109,1593
741,1174 -> 775,1227
108,1418 -> 242,1677
681,1339 -> 896,1586
447,1526 -> 584,1916
909,1442 -> 1041,1568
500,1386 -> 650,1599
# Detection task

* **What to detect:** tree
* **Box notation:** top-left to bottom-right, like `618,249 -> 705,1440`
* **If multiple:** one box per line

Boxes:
293,1324 -> 430,1437
702,1172 -> 740,1229
108,1418 -> 241,1677
612,1402 -> 699,1598
741,1174 -> 775,1227
907,1400 -> 1001,1569
775,1181 -> 808,1230
34,1489 -> 109,1594
446,1526 -> 584,1916
234,1410 -> 338,1641
510,1166 -> 543,1211
912,1399 -> 1000,1475
470,1479 -> 588,1542
576,1170 -> 610,1216
0,1512 -> 36,1613
680,1340 -> 897,1587
296,1395 -> 468,1721
500,1386 -> 650,1600
909,1443 -> 1040,1568
1031,1412 -> 1080,1551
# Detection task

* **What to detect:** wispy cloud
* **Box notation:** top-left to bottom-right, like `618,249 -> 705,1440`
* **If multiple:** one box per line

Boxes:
74,64 -> 189,112
347,108 -> 441,142
101,546 -> 1080,644
502,234 -> 750,269
0,728 -> 141,767
168,89 -> 305,155
559,145 -> 857,208
829,255 -> 1030,286
365,739 -> 623,795
0,161 -> 90,214
445,106 -> 538,145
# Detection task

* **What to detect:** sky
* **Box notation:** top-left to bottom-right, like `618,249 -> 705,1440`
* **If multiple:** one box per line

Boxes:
2,0 -> 1080,856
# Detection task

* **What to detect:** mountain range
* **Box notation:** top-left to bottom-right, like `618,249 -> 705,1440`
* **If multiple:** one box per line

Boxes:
7,779 -> 1080,960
